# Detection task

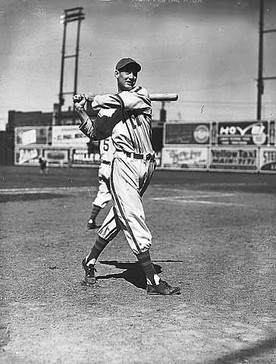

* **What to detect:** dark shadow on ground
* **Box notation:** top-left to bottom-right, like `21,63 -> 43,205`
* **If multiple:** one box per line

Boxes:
98,260 -> 162,289
207,336 -> 276,364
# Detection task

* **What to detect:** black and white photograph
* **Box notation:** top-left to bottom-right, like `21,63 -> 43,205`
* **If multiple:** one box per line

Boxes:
1,0 -> 276,363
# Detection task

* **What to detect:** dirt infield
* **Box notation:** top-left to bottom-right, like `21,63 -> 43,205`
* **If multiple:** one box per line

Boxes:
1,166 -> 276,363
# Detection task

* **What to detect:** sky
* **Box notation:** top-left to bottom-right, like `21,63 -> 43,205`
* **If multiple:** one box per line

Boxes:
1,0 -> 276,130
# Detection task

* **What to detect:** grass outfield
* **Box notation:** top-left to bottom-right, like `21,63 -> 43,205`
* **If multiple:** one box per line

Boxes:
1,165 -> 276,193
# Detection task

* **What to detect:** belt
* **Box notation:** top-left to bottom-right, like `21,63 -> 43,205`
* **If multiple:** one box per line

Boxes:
101,160 -> 111,165
119,151 -> 155,161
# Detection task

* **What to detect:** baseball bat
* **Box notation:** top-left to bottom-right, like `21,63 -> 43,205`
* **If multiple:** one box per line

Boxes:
149,93 -> 178,101
83,93 -> 178,102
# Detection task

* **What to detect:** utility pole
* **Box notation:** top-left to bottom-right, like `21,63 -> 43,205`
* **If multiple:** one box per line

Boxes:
257,0 -> 264,120
57,7 -> 85,125
257,0 -> 276,120
160,101 -> 167,122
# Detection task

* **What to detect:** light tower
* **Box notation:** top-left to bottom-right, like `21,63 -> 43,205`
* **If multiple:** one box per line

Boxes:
57,7 -> 85,125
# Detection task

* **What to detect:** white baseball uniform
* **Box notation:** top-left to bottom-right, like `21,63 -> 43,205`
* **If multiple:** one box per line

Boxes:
80,86 -> 155,255
92,137 -> 114,209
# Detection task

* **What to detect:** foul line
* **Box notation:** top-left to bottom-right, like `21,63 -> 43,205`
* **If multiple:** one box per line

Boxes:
151,197 -> 245,206
0,186 -> 95,195
152,186 -> 235,196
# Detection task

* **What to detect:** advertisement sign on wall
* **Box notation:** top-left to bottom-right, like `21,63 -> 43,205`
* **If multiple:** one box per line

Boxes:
268,121 -> 276,146
72,149 -> 100,166
15,127 -> 50,145
52,125 -> 89,147
210,147 -> 258,171
154,152 -> 161,167
260,148 -> 276,172
164,123 -> 210,145
216,121 -> 268,146
162,146 -> 208,169
44,149 -> 69,166
15,147 -> 41,165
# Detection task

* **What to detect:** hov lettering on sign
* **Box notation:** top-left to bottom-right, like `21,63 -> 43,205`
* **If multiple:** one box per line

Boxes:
219,123 -> 265,137
218,122 -> 267,146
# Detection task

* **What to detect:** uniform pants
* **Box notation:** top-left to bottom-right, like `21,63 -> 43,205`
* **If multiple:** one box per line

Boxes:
93,163 -> 112,209
97,155 -> 156,255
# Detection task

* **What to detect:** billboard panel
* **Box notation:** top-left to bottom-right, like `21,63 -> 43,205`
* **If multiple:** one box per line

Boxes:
260,148 -> 276,172
72,149 -> 100,166
268,121 -> 276,146
44,149 -> 69,166
216,121 -> 268,146
15,127 -> 50,146
15,147 -> 41,165
52,125 -> 89,147
210,147 -> 258,171
164,123 -> 210,145
162,146 -> 208,169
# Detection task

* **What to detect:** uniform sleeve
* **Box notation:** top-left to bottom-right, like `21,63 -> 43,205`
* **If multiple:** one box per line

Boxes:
77,107 -> 97,139
91,86 -> 151,114
79,117 -> 96,140
92,94 -> 122,110
118,88 -> 151,112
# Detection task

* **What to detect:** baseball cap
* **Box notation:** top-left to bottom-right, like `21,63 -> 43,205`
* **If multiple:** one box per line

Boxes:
115,57 -> 141,72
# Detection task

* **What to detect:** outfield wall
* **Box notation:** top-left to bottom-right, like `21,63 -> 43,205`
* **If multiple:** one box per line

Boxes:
14,121 -> 276,173
14,125 -> 162,168
14,125 -> 98,167
161,120 -> 276,173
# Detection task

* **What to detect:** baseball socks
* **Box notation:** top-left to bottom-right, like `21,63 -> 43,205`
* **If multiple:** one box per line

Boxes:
136,250 -> 160,286
137,250 -> 181,295
82,236 -> 109,284
84,236 -> 109,265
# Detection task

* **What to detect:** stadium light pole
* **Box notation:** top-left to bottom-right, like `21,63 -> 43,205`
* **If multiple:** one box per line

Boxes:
257,0 -> 264,120
257,0 -> 276,120
58,7 -> 85,125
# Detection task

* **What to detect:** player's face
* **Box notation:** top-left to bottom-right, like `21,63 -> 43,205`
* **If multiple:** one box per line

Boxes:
115,66 -> 138,91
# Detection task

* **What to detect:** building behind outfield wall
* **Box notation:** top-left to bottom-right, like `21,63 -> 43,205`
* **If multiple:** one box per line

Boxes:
0,130 -> 13,165
0,104 -> 71,165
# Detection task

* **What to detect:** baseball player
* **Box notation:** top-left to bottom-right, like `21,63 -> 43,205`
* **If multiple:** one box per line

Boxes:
73,57 -> 180,295
87,137 -> 114,229
38,157 -> 48,175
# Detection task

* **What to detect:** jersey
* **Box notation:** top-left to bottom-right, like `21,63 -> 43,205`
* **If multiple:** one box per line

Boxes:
91,86 -> 154,155
99,137 -> 115,164
92,137 -> 114,209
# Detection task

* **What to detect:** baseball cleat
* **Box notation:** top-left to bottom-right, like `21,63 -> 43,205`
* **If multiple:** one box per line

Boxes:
147,280 -> 181,295
87,218 -> 97,230
82,258 -> 97,285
